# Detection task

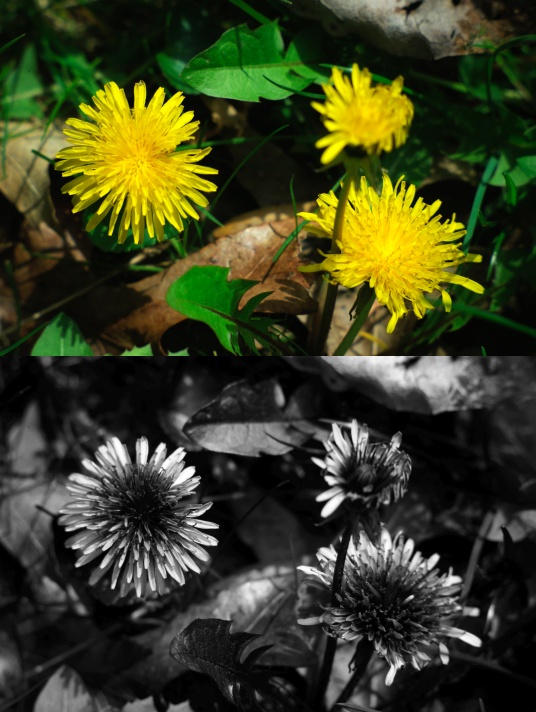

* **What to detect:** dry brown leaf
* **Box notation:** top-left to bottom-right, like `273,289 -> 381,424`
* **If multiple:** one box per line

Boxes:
0,121 -> 68,227
292,0 -> 536,59
315,355 -> 536,414
81,217 -> 317,352
2,215 -> 317,353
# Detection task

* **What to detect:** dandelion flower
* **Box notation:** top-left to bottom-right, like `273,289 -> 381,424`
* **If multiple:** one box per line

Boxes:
55,81 -> 218,245
300,174 -> 484,333
312,65 -> 414,164
313,420 -> 411,518
59,436 -> 218,598
298,528 -> 481,686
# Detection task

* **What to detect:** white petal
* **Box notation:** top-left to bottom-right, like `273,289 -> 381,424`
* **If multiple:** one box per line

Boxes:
148,442 -> 167,472
136,437 -> 149,466
385,665 -> 397,686
443,626 -> 482,647
320,491 -> 346,518
297,617 -> 321,625
311,457 -> 327,469
426,553 -> 440,570
316,486 -> 343,502
162,447 -> 186,472
173,466 -> 196,487
438,642 -> 450,664
70,472 -> 98,488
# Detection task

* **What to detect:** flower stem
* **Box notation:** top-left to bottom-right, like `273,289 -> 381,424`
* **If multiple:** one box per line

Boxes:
332,638 -> 374,709
333,284 -> 376,355
311,519 -> 354,711
309,171 -> 354,355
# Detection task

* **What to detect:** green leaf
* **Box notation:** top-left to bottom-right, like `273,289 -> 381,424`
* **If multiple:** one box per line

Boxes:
157,5 -> 215,94
31,313 -> 94,356
503,171 -> 517,205
0,322 -> 47,356
119,344 -> 154,356
488,150 -> 533,187
4,43 -> 44,119
181,22 -> 319,101
517,155 -> 536,177
157,53 -> 199,94
166,265 -> 278,355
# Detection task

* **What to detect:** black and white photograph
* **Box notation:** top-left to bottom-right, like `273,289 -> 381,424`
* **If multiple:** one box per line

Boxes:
0,356 -> 535,712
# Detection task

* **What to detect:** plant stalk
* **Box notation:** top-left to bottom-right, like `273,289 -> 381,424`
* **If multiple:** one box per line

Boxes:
332,638 -> 374,708
311,519 -> 354,711
333,284 -> 376,355
309,172 -> 354,355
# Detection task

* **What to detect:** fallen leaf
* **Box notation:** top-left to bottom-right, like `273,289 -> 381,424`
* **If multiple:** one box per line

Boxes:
0,121 -> 68,227
110,565 -> 312,696
33,665 -> 111,712
0,402 -> 70,577
184,377 -> 319,457
292,0 -> 536,60
299,356 -> 536,415
76,217 -> 316,353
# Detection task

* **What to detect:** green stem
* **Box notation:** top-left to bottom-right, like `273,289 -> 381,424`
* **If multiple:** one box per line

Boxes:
332,638 -> 374,708
310,171 -> 354,355
333,284 -> 376,355
311,520 -> 354,711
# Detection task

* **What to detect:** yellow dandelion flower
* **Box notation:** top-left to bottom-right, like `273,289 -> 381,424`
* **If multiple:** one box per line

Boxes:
55,81 -> 218,245
313,65 -> 414,165
299,174 -> 485,333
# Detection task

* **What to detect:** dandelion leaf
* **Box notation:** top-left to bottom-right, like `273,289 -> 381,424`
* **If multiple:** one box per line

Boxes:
181,22 -> 319,101
166,265 -> 278,355
170,618 -> 272,709
31,312 -> 94,356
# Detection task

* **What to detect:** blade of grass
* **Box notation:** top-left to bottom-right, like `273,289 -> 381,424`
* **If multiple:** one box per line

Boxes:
0,322 -> 48,356
451,300 -> 536,340
0,34 -> 26,54
209,124 -> 288,213
463,153 -> 499,251
227,0 -> 273,25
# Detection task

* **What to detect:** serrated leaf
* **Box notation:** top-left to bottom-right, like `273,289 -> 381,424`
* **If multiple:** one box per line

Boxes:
181,22 -> 318,101
31,312 -> 93,356
166,265 -> 277,355
170,618 -> 272,709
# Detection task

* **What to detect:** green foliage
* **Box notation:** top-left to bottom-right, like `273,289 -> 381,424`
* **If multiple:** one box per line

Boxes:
181,22 -> 323,101
3,43 -> 44,119
87,220 -> 160,253
166,266 -> 280,355
30,313 -> 94,356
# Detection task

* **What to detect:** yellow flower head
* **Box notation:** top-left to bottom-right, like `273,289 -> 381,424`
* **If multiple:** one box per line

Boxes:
55,81 -> 218,245
313,65 -> 414,165
299,175 -> 485,333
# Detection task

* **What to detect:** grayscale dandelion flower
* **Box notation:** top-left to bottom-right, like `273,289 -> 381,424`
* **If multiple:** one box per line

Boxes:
297,528 -> 481,686
59,436 -> 218,598
313,420 -> 411,518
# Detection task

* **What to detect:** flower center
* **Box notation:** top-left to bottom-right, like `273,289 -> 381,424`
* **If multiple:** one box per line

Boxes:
343,576 -> 429,646
105,466 -> 175,530
343,462 -> 385,495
